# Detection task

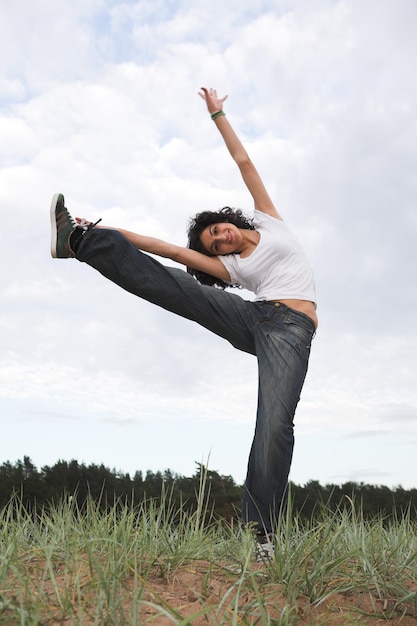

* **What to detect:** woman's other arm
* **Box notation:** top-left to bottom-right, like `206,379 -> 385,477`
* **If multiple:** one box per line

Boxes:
199,87 -> 281,220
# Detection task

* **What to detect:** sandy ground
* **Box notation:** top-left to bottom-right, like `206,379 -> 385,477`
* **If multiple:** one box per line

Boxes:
3,558 -> 416,624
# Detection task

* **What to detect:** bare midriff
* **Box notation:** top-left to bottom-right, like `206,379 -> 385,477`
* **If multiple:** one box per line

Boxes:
271,299 -> 318,330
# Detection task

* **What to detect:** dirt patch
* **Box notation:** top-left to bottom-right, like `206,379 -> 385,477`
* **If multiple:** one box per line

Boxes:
2,558 -> 416,625
131,563 -> 417,625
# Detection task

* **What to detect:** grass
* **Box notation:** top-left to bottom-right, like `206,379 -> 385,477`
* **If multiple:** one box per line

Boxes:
0,483 -> 416,625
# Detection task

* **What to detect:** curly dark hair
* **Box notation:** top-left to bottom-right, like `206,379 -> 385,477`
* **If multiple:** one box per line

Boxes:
186,207 -> 254,288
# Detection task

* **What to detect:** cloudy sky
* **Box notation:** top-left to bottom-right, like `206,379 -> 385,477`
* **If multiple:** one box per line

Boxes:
1,0 -> 416,489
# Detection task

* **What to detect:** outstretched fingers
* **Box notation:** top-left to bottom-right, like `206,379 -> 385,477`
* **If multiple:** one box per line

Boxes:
198,87 -> 228,113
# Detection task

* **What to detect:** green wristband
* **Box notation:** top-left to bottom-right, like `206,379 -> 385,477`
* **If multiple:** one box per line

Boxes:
211,110 -> 225,121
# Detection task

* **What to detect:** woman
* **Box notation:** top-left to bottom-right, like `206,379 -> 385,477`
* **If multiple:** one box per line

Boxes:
50,87 -> 317,553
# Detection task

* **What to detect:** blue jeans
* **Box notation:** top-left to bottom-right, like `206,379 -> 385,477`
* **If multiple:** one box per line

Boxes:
76,229 -> 315,534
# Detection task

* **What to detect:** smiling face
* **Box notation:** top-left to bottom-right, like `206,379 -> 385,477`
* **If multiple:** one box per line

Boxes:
199,222 -> 243,256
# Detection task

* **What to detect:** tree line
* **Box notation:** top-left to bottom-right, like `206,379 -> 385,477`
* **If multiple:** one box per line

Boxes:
1,456 -> 416,522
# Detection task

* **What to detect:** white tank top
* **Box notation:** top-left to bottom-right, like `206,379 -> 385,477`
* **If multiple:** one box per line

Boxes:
218,211 -> 316,304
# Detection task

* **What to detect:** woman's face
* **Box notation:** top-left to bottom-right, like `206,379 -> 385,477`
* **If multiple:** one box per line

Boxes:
199,222 -> 243,256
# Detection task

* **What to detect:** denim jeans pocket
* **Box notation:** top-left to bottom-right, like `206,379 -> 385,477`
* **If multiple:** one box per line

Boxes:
285,317 -> 314,352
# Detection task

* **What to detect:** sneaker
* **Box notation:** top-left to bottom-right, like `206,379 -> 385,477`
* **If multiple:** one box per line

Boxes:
255,538 -> 275,563
50,193 -> 77,258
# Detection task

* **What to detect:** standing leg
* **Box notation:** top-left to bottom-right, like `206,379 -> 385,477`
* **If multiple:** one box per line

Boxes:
241,303 -> 315,535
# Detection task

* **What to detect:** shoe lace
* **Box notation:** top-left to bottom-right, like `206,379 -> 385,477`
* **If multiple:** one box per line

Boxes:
78,218 -> 102,231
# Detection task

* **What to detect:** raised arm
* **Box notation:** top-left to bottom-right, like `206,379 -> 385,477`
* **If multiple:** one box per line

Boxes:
199,87 -> 281,219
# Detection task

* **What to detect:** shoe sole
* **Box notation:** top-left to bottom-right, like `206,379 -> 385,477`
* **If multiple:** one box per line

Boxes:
50,192 -> 62,258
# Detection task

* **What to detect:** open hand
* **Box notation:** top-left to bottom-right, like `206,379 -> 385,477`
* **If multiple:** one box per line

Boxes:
199,87 -> 228,114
